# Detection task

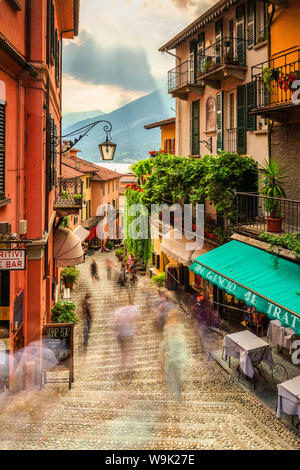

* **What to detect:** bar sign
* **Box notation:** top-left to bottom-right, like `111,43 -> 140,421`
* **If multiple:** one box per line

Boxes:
0,250 -> 26,270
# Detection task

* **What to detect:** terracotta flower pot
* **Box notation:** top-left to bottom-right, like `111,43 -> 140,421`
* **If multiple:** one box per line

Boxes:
265,217 -> 282,233
64,282 -> 74,290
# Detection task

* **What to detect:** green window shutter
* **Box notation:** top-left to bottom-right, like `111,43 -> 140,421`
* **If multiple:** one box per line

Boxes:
215,20 -> 223,43
53,121 -> 58,186
247,82 -> 257,131
236,4 -> 246,65
237,85 -> 247,154
0,103 -> 6,200
247,0 -> 256,49
216,91 -> 223,154
190,100 -> 200,156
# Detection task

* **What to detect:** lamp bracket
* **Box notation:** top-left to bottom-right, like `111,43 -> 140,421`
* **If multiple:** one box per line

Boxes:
199,136 -> 213,153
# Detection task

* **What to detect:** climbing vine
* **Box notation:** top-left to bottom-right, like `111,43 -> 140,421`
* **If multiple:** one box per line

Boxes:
130,151 -> 258,218
124,187 -> 152,269
259,232 -> 300,260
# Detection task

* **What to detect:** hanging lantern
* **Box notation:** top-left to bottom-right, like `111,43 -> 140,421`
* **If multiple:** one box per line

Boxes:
98,136 -> 117,161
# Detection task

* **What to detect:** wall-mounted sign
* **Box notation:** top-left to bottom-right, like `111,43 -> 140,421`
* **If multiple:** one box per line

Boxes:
0,250 -> 26,271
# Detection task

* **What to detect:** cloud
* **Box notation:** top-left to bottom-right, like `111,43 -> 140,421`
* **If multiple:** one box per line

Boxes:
63,30 -> 156,93
170,0 -> 215,15
62,76 -> 147,114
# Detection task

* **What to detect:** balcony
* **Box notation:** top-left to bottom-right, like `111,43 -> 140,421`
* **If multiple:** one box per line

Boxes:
251,48 -> 300,121
54,177 -> 84,216
196,37 -> 247,88
235,192 -> 300,237
167,60 -> 205,100
226,128 -> 237,153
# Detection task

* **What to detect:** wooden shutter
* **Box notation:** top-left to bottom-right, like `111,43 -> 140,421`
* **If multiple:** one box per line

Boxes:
237,84 -> 247,154
190,100 -> 200,156
247,81 -> 257,131
216,91 -> 223,154
215,20 -> 223,65
190,41 -> 197,83
156,255 -> 160,270
48,117 -> 57,190
247,0 -> 256,49
51,1 -> 55,57
0,104 -> 5,200
236,4 -> 246,65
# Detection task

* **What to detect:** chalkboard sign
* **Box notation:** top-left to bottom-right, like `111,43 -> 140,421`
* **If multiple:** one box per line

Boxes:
42,323 -> 74,389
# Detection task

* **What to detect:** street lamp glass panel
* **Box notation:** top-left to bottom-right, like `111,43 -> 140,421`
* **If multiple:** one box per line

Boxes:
98,139 -> 117,161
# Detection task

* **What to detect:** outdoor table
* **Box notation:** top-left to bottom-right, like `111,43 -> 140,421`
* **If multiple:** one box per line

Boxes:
267,319 -> 296,354
277,375 -> 300,426
223,330 -> 273,381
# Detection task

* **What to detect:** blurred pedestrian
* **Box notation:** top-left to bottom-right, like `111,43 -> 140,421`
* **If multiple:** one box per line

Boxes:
155,289 -> 177,331
192,291 -> 208,352
90,258 -> 99,283
117,261 -> 127,288
114,294 -> 141,377
126,253 -> 135,273
105,257 -> 117,280
82,293 -> 93,351
161,311 -> 189,401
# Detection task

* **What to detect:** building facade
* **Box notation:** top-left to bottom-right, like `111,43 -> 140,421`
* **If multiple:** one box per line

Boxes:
160,0 -> 269,165
0,0 -> 80,389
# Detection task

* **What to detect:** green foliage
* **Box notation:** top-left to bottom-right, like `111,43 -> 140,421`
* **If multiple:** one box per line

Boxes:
125,187 -> 152,269
131,160 -> 153,185
115,247 -> 124,258
62,216 -> 70,228
61,190 -> 69,199
151,272 -> 166,287
61,266 -> 80,286
72,193 -> 83,200
259,232 -> 300,260
105,240 -> 114,250
262,67 -> 273,92
51,300 -> 79,325
131,152 -> 257,218
260,159 -> 289,217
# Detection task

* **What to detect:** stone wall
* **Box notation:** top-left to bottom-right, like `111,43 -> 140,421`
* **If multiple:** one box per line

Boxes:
271,123 -> 300,201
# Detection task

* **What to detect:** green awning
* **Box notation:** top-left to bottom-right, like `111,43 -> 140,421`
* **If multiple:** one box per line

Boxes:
190,240 -> 300,335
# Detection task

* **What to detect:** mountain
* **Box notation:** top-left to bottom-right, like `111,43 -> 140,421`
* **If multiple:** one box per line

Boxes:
63,109 -> 104,129
62,89 -> 174,163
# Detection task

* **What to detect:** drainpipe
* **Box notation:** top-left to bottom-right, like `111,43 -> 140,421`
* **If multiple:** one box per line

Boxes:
267,3 -> 276,162
165,50 -> 181,156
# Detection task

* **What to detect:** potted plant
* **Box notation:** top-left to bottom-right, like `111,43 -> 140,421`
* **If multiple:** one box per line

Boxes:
260,159 -> 289,233
72,193 -> 83,201
61,190 -> 69,199
51,300 -> 79,325
61,266 -> 80,290
262,67 -> 273,92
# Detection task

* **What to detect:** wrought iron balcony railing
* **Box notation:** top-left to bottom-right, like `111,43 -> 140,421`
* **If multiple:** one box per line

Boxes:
54,177 -> 84,211
235,192 -> 300,235
196,36 -> 247,79
168,60 -> 197,93
226,128 -> 237,153
251,48 -> 300,110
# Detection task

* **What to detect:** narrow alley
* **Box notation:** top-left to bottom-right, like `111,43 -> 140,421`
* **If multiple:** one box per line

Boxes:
0,252 -> 299,450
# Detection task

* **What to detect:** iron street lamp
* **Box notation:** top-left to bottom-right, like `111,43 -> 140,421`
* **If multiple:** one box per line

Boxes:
54,119 -> 117,161
98,135 -> 117,161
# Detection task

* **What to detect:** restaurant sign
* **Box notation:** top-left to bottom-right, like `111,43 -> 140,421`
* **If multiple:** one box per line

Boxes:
190,263 -> 300,335
0,250 -> 26,271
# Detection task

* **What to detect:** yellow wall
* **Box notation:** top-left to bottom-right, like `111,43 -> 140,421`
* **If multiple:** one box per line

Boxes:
161,123 -> 175,149
271,1 -> 300,57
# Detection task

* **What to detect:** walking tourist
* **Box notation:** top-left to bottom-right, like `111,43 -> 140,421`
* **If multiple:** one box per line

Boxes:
105,257 -> 117,280
90,258 -> 99,284
114,294 -> 141,378
82,293 -> 93,351
161,311 -> 190,401
155,289 -> 177,331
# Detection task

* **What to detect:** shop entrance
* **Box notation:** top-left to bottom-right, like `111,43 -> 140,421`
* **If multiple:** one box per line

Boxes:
0,271 -> 10,389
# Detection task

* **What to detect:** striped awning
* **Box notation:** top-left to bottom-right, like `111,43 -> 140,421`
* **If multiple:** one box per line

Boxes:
54,228 -> 84,268
73,225 -> 90,243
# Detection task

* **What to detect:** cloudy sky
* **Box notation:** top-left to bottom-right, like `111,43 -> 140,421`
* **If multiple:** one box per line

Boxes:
62,0 -> 215,114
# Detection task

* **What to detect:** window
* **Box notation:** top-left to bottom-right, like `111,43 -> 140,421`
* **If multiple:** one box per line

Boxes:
256,0 -> 267,44
0,101 -> 6,200
86,177 -> 89,189
55,29 -> 60,83
206,97 -> 216,132
103,184 -> 105,196
112,180 -> 114,192
108,181 -> 110,194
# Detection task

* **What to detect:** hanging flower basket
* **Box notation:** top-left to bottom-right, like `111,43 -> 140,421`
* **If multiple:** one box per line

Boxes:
277,71 -> 300,91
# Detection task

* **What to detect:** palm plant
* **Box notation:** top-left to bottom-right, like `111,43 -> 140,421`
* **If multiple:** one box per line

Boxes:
260,159 -> 289,218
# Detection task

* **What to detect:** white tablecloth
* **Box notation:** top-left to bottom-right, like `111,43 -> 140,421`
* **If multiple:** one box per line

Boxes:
267,320 -> 296,354
223,330 -> 273,378
277,375 -> 300,419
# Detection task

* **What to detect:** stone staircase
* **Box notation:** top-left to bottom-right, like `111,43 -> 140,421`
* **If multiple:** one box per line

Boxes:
0,252 -> 299,450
